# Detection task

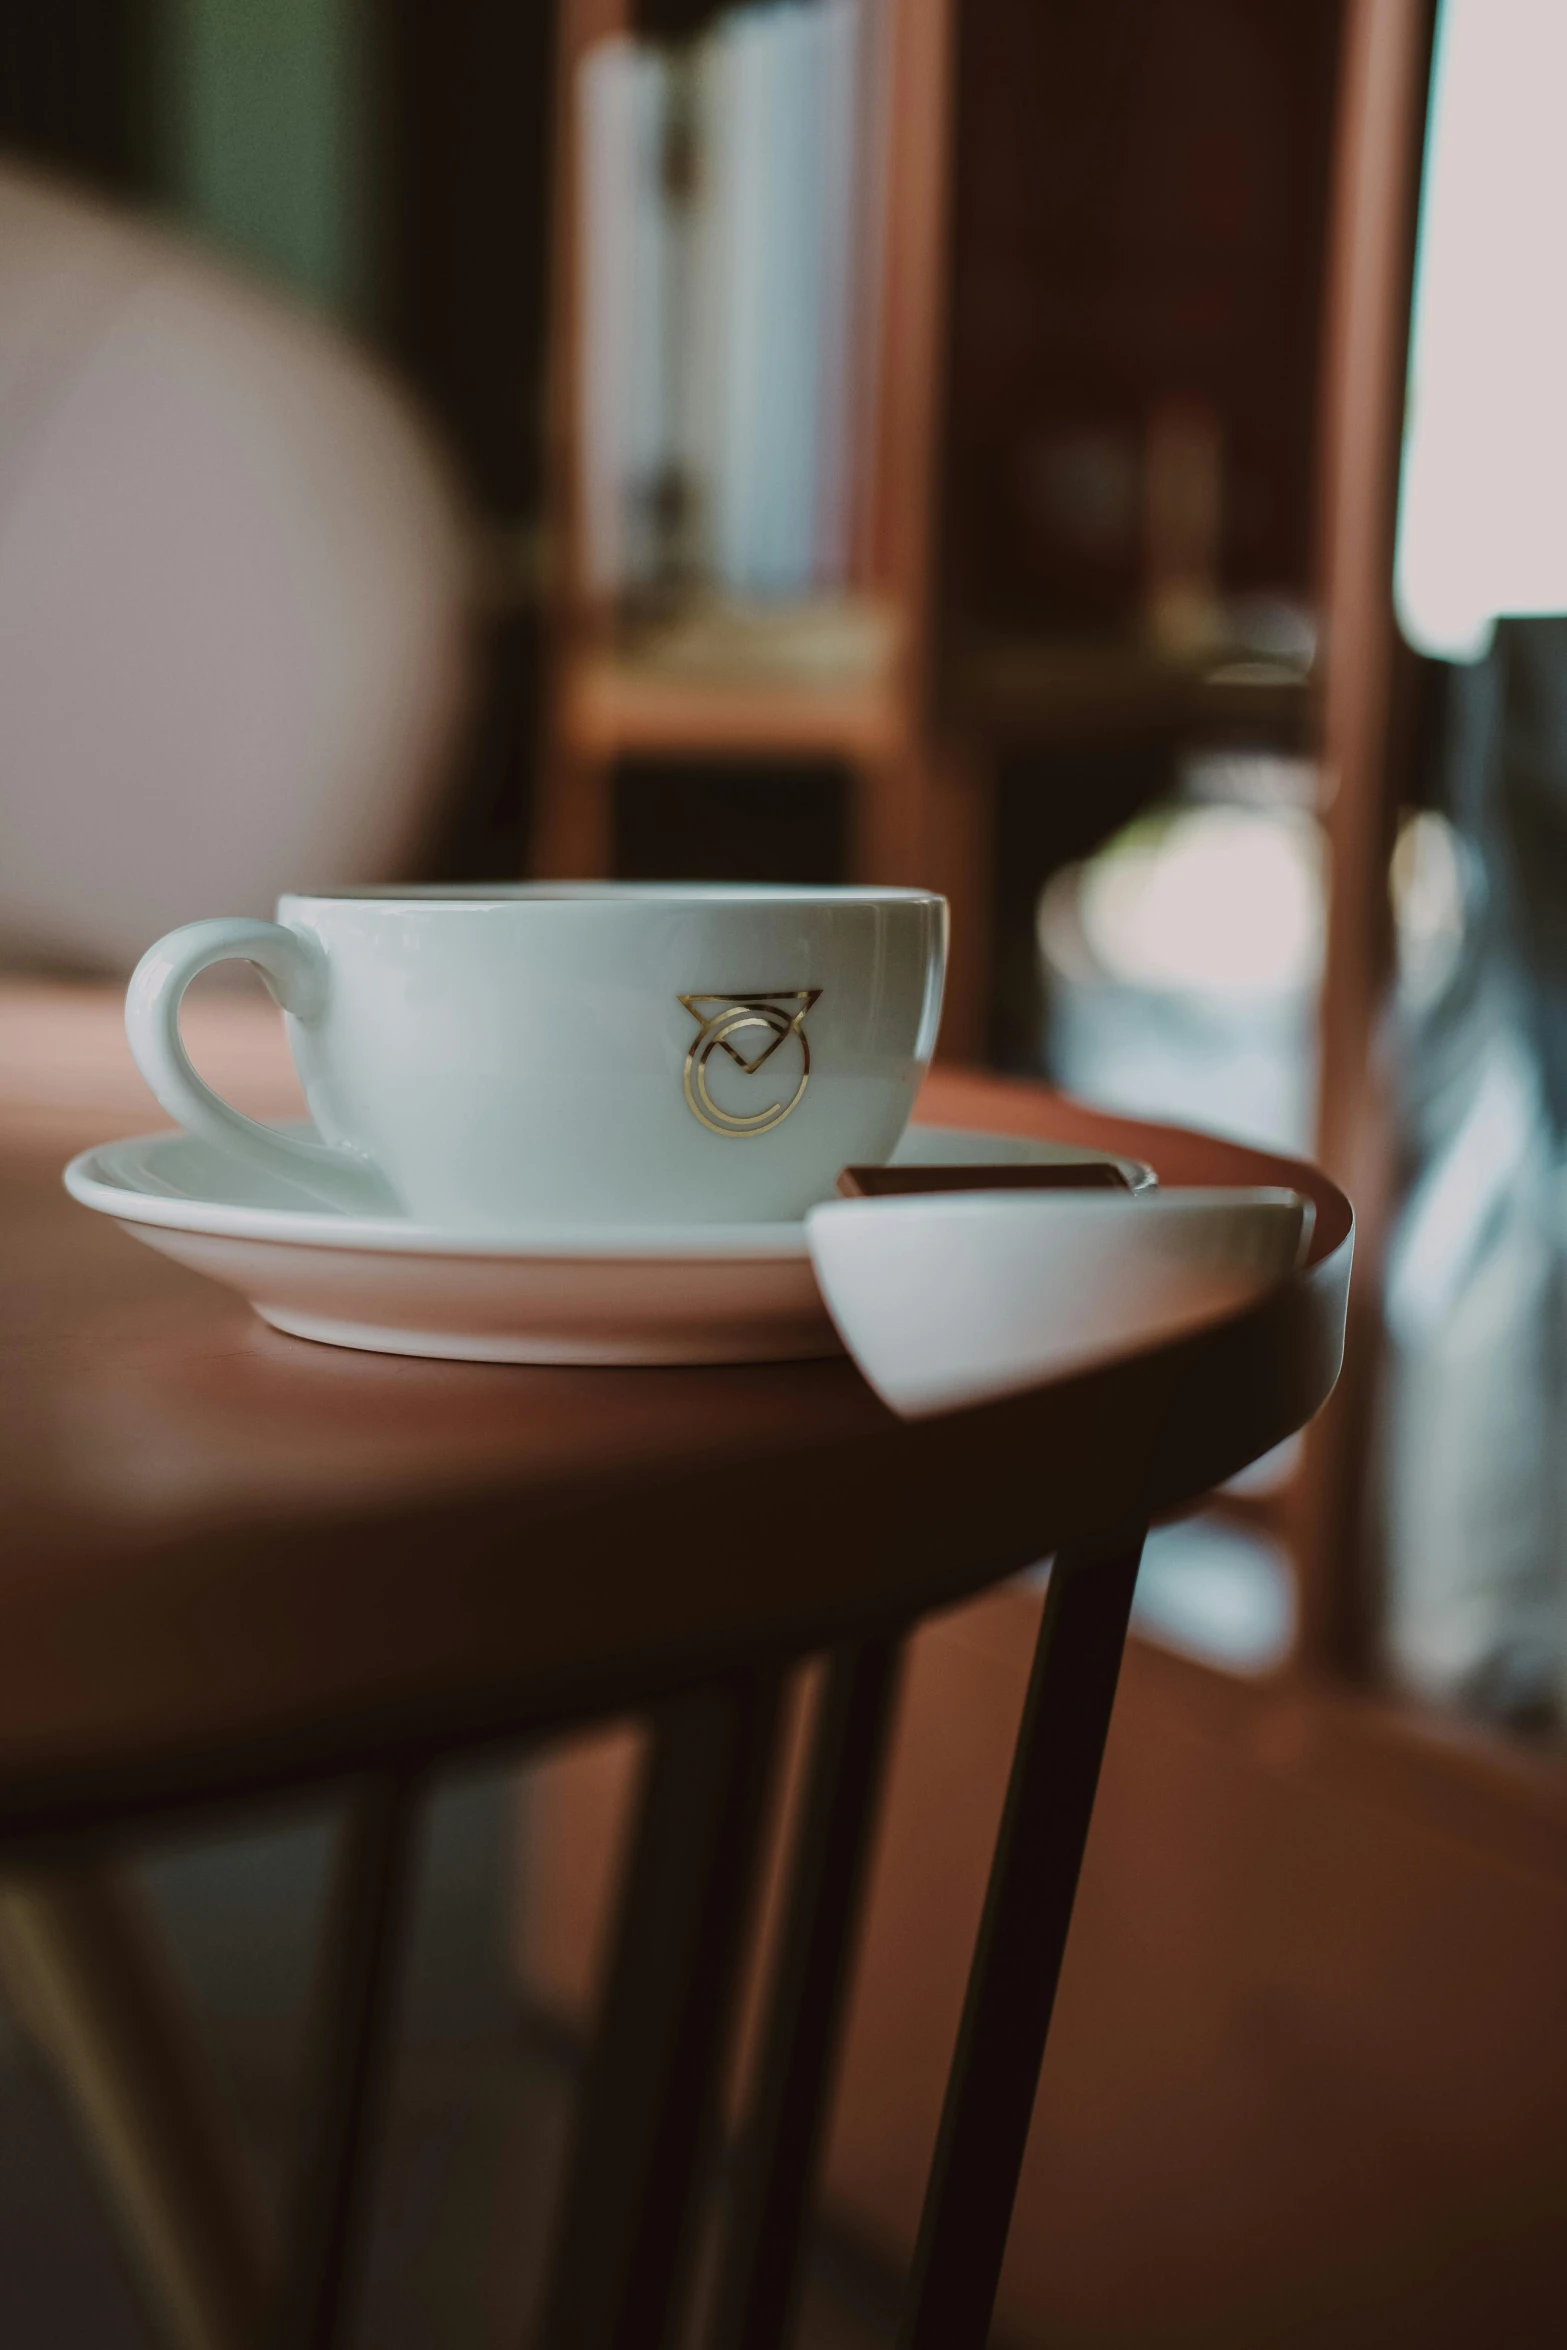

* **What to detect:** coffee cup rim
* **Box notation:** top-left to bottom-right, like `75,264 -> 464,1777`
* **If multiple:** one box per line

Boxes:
278,883 -> 945,907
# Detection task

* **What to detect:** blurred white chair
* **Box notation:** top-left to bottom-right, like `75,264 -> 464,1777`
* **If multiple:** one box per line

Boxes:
0,162 -> 475,974
0,164 -> 477,2350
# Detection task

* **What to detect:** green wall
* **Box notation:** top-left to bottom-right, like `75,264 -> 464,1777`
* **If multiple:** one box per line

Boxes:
152,0 -> 371,320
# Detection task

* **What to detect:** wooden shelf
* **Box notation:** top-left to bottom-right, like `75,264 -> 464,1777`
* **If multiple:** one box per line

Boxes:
556,629 -> 1314,767
557,644 -> 906,763
944,633 -> 1316,751
535,0 -> 963,955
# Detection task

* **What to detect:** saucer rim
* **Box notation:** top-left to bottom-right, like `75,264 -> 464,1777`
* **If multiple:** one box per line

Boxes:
64,1126 -> 1153,1262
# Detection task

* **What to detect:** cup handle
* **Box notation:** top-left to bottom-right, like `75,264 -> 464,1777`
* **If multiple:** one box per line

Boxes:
125,917 -> 394,1214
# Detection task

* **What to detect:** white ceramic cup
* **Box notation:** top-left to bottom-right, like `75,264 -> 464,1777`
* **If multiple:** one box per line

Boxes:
125,884 -> 947,1228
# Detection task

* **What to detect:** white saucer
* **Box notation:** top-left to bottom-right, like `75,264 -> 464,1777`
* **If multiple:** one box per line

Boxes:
63,1125 -> 1154,1365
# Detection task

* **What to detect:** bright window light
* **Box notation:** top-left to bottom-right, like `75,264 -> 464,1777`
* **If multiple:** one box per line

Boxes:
1076,806 -> 1325,997
1396,0 -> 1567,662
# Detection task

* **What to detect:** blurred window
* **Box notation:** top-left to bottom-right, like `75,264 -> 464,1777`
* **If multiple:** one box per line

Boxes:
1396,0 -> 1567,662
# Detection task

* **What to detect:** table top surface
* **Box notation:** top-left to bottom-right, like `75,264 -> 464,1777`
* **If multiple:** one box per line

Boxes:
0,983 -> 1351,1854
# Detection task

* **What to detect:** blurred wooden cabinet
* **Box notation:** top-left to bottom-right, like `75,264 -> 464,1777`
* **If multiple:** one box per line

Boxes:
528,0 -> 1348,1058
532,0 -> 998,1047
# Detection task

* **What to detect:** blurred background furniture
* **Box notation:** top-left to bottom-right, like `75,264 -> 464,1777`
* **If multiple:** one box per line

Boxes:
531,0 -> 991,1045
527,0 -> 1333,1061
0,985 -> 1345,2350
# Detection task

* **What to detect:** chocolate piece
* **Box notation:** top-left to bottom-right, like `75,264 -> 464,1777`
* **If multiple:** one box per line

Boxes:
835,1160 -> 1134,1199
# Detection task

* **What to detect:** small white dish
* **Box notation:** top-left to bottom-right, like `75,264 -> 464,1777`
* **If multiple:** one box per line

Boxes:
63,1125 -> 1153,1366
806,1186 -> 1313,1417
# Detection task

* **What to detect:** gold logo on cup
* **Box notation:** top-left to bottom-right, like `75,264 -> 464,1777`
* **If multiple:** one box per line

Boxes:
678,990 -> 822,1138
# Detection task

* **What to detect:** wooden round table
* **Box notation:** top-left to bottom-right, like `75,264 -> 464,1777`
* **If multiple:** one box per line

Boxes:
0,990 -> 1351,2350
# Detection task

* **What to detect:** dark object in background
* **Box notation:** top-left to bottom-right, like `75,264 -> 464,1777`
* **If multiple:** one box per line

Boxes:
0,0 -> 153,194
376,0 -> 555,526
376,0 -> 559,883
1488,619 -> 1567,1138
615,758 -> 848,886
942,0 -> 1342,639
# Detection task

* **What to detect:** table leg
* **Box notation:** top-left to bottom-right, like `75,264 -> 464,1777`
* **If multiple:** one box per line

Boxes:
537,1671 -> 785,2350
899,1533 -> 1146,2350
709,1639 -> 903,2350
0,1867 -> 268,2350
270,1775 -> 419,2350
